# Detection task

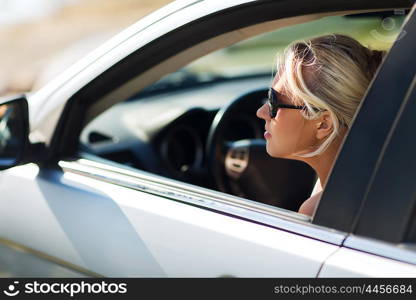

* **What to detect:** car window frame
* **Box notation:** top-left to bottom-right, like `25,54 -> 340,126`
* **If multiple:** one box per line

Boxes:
39,0 -> 415,241
351,64 -> 416,242
337,72 -> 416,267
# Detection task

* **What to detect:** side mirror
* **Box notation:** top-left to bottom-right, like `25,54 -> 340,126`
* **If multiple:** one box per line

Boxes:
0,95 -> 30,170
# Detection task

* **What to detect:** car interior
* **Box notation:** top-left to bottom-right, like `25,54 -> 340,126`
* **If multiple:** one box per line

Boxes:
78,9 -> 408,217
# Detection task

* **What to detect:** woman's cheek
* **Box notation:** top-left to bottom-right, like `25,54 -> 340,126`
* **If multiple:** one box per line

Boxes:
271,112 -> 300,156
268,122 -> 286,156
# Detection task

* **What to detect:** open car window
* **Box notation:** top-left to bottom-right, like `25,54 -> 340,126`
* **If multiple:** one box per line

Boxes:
78,10 -> 407,220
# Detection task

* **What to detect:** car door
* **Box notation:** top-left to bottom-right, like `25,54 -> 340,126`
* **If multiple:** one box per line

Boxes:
0,0 -> 412,277
318,3 -> 416,277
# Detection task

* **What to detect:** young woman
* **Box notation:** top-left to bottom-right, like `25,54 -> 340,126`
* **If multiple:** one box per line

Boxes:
256,34 -> 385,217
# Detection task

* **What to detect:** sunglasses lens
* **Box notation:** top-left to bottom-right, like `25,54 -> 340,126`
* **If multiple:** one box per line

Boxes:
268,102 -> 276,118
268,89 -> 277,118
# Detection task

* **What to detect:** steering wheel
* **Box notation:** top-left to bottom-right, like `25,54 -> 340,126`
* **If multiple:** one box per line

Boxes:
0,108 -> 13,150
206,89 -> 316,211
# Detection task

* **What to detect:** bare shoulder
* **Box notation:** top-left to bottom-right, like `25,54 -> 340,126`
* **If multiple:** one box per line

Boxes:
298,191 -> 323,217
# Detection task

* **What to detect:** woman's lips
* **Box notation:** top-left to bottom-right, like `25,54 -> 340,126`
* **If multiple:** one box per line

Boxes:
264,131 -> 272,139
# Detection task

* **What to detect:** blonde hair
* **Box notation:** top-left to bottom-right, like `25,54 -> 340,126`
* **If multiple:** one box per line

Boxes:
274,34 -> 385,157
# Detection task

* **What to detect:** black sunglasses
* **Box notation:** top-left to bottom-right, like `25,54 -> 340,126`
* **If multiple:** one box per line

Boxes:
267,88 -> 307,118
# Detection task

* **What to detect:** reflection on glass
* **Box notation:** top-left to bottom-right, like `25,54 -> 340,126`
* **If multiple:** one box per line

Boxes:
0,102 -> 24,166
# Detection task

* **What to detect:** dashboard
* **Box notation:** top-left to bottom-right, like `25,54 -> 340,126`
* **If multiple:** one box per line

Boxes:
80,75 -> 269,189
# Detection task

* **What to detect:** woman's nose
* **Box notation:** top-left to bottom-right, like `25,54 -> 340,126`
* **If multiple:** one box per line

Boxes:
256,103 -> 269,120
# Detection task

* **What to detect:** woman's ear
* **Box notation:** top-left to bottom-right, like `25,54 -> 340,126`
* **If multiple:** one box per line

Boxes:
315,112 -> 333,140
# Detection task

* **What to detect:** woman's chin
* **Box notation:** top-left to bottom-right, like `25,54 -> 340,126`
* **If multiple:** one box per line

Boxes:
266,144 -> 292,159
265,144 -> 281,158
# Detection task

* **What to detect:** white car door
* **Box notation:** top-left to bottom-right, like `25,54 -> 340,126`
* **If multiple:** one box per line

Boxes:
0,159 -> 341,277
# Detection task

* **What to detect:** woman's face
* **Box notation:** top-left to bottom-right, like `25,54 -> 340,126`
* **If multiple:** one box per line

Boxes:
256,84 -> 317,159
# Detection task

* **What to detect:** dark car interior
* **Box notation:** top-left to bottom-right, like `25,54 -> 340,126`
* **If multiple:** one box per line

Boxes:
80,73 -> 316,211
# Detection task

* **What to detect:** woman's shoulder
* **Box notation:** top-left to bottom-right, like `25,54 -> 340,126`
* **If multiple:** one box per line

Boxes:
298,191 -> 323,217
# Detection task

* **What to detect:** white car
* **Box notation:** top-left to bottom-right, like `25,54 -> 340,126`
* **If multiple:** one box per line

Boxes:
0,0 -> 415,277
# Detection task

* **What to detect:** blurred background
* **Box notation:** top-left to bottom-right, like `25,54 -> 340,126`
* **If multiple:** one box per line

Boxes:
0,0 -> 171,97
0,0 -> 406,98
